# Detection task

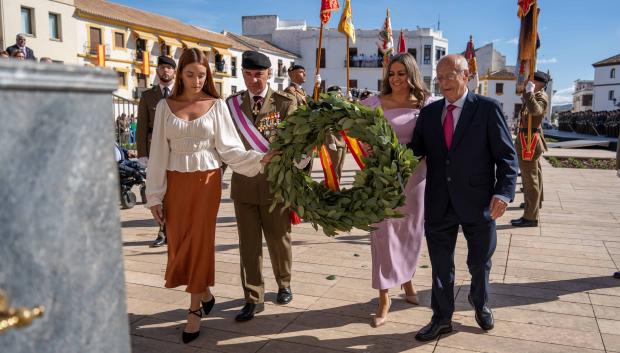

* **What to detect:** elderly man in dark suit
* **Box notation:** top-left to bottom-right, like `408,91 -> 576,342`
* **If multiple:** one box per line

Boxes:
136,55 -> 176,247
409,54 -> 518,341
6,34 -> 36,60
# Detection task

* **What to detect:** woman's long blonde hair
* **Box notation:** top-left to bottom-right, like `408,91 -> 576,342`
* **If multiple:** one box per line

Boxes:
380,53 -> 429,105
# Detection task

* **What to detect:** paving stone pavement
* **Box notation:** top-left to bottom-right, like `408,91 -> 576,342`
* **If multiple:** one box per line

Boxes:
122,150 -> 620,353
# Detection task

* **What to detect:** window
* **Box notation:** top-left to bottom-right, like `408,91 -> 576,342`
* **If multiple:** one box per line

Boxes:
583,94 -> 593,107
136,38 -> 146,61
407,48 -> 417,62
49,13 -> 60,40
609,90 -> 615,101
423,45 -> 432,65
214,82 -> 222,96
435,47 -> 446,62
348,47 -> 357,67
423,76 -> 431,90
231,57 -> 237,77
277,59 -> 284,77
89,27 -> 102,55
136,74 -> 147,88
231,85 -> 237,94
114,32 -> 125,49
496,83 -> 504,95
116,71 -> 127,87
319,80 -> 326,93
316,48 -> 325,68
160,42 -> 170,57
612,68 -> 616,79
349,79 -> 358,89
21,7 -> 34,35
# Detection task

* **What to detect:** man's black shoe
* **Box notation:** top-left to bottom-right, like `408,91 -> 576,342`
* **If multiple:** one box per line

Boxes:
235,303 -> 264,322
468,294 -> 494,331
276,287 -> 293,304
510,217 -> 538,227
519,202 -> 525,209
150,231 -> 166,247
614,271 -> 620,279
414,320 -> 452,341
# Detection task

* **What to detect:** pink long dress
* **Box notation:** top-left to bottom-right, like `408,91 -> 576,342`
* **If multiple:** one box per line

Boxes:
362,95 -> 426,290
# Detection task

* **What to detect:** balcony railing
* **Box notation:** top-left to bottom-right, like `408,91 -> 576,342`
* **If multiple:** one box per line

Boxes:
345,57 -> 383,68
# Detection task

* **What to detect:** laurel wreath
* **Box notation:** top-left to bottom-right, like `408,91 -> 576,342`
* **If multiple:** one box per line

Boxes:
266,94 -> 419,236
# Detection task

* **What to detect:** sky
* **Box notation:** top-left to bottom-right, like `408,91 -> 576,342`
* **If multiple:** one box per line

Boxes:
117,0 -> 620,106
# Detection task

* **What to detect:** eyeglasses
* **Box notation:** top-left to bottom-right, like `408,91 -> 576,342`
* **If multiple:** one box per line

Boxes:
435,71 -> 464,82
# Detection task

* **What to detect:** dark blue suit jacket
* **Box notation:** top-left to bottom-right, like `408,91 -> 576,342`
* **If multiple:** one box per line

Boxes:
408,91 -> 518,224
6,45 -> 36,60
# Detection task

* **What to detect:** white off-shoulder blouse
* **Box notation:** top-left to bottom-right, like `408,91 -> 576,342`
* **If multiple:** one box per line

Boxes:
145,98 -> 264,208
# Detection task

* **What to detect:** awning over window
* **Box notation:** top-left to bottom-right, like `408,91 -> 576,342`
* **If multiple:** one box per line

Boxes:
132,29 -> 157,42
158,35 -> 183,47
212,47 -> 232,56
181,40 -> 210,52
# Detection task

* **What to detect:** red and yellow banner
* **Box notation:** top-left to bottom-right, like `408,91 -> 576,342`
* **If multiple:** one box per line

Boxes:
96,44 -> 105,67
142,51 -> 150,76
319,145 -> 340,191
321,0 -> 340,25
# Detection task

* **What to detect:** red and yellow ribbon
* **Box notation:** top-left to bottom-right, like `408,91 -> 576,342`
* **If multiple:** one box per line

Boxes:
319,145 -> 340,191
340,131 -> 368,170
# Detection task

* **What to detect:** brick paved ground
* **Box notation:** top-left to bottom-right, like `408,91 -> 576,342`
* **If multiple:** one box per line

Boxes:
123,150 -> 620,353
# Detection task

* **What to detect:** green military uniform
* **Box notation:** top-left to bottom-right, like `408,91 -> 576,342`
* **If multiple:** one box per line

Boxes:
515,89 -> 549,222
284,82 -> 308,107
226,87 -> 297,304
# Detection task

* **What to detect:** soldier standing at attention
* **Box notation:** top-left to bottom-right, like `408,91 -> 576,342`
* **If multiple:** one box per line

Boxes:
136,55 -> 177,247
511,71 -> 549,227
226,51 -> 298,321
284,64 -> 308,106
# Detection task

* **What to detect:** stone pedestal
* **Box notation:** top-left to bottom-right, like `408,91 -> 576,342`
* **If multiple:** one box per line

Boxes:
0,61 -> 130,353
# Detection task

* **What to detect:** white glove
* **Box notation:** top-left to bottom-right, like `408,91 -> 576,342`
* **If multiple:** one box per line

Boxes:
525,81 -> 535,93
617,169 -> 620,178
293,154 -> 312,169
315,74 -> 322,85
138,157 -> 148,167
328,143 -> 337,151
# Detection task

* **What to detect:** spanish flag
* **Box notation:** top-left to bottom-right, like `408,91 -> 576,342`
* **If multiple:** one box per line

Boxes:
321,0 -> 340,25
338,0 -> 355,43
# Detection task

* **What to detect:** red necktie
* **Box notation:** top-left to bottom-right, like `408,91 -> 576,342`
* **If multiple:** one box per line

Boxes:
443,104 -> 456,149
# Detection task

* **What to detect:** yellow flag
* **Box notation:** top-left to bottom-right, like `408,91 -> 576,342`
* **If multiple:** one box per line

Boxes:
338,0 -> 355,43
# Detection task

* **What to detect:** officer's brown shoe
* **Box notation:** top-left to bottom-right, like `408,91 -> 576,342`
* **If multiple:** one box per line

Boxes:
511,217 -> 538,227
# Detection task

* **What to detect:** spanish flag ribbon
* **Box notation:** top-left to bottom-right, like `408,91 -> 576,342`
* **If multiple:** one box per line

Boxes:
340,131 -> 367,170
319,145 -> 340,191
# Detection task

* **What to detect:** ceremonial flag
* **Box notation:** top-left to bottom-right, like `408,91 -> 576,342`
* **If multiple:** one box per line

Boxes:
516,0 -> 539,94
379,9 -> 394,56
321,0 -> 340,25
397,29 -> 406,53
465,35 -> 479,92
338,0 -> 355,43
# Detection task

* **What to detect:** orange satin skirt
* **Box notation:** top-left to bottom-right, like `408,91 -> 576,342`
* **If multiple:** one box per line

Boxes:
163,169 -> 221,293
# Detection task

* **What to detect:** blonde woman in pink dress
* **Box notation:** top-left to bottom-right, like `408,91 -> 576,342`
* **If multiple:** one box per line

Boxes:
362,53 -> 431,327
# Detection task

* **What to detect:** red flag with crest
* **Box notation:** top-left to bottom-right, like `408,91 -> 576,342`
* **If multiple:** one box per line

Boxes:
321,0 -> 340,25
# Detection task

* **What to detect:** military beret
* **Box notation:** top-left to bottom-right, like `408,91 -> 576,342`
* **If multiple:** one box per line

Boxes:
242,51 -> 271,70
534,71 -> 550,83
157,55 -> 176,69
288,64 -> 305,72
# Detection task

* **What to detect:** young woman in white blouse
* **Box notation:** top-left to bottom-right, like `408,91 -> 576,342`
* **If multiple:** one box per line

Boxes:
145,48 -> 278,343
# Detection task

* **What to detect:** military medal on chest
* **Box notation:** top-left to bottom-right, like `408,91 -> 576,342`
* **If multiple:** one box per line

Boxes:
257,111 -> 281,143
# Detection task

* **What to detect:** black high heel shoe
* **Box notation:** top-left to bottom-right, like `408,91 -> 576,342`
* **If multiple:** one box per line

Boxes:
201,295 -> 215,316
182,307 -> 203,344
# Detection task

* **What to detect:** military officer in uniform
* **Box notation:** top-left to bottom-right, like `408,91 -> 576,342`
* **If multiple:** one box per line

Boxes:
284,64 -> 308,106
511,71 -> 549,227
225,51 -> 298,321
136,55 -> 176,246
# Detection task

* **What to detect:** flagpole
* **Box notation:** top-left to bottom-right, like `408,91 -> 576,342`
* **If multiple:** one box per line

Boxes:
346,36 -> 350,94
313,23 -> 325,101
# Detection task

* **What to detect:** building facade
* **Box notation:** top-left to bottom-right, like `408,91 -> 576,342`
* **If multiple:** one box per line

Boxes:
572,79 -> 593,112
241,15 -> 448,95
592,54 -> 620,112
0,0 -> 79,63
